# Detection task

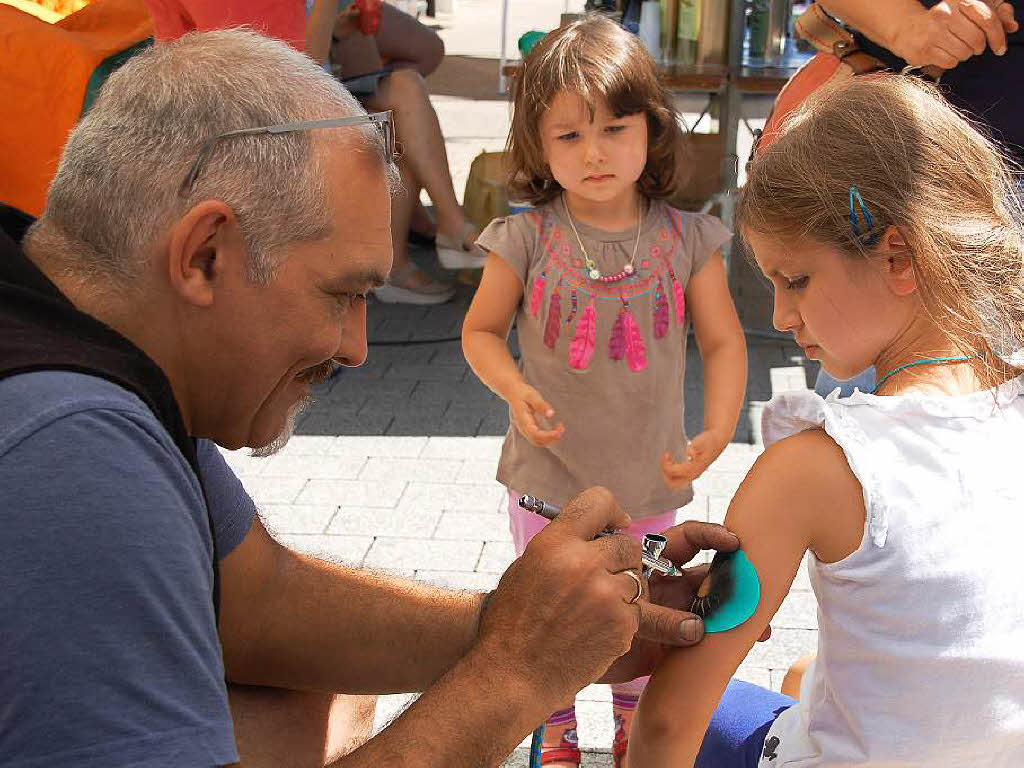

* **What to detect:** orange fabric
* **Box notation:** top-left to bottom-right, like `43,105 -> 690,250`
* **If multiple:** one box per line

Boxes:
757,53 -> 849,154
0,0 -> 153,216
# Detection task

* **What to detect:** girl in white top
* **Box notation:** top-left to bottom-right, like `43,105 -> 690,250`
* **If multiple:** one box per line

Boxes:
628,75 -> 1024,767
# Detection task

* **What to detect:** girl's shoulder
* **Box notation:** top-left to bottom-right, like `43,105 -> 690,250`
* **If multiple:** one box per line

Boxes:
477,203 -> 552,247
475,204 -> 555,281
762,388 -> 902,551
653,202 -> 733,270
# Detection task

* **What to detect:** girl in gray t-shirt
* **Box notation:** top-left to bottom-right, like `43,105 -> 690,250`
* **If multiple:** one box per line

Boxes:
461,16 -> 747,766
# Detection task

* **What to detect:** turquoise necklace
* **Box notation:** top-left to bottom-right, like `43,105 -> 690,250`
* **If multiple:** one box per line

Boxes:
871,356 -> 972,394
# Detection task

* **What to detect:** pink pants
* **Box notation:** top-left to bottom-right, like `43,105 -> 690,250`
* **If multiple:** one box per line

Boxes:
506,490 -> 678,698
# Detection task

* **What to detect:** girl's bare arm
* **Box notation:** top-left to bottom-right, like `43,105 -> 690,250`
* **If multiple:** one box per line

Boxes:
463,253 -> 565,445
662,253 -> 747,487
461,253 -> 525,402
688,253 -> 747,447
629,429 -> 866,767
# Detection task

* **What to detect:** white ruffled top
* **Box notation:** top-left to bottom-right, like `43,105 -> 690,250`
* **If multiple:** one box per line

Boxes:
758,377 -> 1024,767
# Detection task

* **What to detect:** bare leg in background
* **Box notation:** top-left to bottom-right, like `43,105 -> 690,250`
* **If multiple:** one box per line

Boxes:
365,69 -> 476,250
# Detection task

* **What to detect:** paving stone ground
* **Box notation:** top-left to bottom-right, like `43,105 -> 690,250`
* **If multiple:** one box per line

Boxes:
220,2 -> 823,761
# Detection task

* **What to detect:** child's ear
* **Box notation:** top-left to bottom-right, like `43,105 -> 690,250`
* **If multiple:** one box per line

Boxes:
875,225 -> 917,297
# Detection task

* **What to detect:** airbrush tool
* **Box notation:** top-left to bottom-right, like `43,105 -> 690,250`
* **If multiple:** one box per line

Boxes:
518,495 -> 683,578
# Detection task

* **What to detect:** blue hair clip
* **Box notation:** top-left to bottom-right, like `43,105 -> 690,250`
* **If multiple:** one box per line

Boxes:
849,186 -> 880,247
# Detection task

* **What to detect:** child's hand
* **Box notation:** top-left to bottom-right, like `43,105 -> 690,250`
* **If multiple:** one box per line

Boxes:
509,383 -> 565,447
660,431 -> 728,489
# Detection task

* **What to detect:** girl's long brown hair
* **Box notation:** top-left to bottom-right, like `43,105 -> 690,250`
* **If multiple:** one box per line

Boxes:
506,14 -> 685,205
737,75 -> 1024,388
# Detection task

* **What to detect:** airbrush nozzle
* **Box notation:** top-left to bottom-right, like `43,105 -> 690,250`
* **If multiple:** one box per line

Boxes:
517,495 -> 683,577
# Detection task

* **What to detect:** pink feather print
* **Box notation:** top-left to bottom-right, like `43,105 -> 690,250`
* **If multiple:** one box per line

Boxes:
565,287 -> 578,326
529,272 -> 546,317
653,282 -> 670,339
543,286 -> 562,349
670,270 -> 686,324
622,308 -> 647,373
569,302 -> 596,370
609,310 -> 626,361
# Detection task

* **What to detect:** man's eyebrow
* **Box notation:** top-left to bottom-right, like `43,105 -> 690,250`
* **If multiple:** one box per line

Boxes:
324,270 -> 388,291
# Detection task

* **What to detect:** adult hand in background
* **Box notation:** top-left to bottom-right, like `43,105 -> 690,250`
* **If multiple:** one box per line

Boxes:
331,4 -> 363,39
892,0 -> 1018,69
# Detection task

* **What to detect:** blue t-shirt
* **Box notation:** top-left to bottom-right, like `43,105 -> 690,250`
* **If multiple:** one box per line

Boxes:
0,371 -> 256,767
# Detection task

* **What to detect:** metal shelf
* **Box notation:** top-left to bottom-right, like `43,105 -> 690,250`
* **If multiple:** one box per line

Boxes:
665,0 -> 810,262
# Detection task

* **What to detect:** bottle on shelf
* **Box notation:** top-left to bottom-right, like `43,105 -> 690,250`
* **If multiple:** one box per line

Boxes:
659,0 -> 679,66
639,1 -> 662,60
695,0 -> 728,65
676,0 -> 699,65
747,0 -> 791,64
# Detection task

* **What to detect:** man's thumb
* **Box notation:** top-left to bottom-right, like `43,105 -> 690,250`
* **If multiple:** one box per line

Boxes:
637,602 -> 705,646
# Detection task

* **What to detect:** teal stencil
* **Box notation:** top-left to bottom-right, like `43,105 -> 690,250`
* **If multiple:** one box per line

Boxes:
700,549 -> 761,633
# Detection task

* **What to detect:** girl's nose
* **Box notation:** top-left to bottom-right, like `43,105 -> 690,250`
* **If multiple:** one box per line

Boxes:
583,135 -> 603,165
772,293 -> 800,334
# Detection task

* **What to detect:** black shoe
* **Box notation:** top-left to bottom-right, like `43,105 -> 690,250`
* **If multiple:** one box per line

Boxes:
408,228 -> 436,247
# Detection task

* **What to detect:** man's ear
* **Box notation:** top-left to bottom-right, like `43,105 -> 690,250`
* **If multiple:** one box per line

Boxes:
875,225 -> 917,297
165,200 -> 244,307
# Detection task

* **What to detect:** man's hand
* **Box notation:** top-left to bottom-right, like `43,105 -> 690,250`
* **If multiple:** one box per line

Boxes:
891,1 -> 1018,69
600,520 -> 770,684
474,487 -> 643,707
508,382 -> 565,447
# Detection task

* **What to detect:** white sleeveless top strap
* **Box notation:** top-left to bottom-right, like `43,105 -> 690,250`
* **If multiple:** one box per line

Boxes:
758,377 -> 1024,767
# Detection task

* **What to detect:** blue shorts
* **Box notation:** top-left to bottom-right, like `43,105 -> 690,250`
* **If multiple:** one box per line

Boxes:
694,679 -> 796,768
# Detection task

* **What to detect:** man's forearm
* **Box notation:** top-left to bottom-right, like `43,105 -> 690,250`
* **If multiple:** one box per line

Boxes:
221,520 -> 484,694
331,646 -> 549,767
816,0 -> 924,51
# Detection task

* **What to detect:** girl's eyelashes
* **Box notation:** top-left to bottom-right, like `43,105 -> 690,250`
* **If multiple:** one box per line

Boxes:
785,275 -> 809,291
555,125 -> 625,141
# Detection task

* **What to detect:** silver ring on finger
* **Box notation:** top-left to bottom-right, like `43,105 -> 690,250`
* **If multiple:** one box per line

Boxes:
623,569 -> 643,605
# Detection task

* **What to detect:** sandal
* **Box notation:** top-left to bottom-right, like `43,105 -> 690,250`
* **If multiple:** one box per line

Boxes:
373,263 -> 455,305
529,709 -> 581,768
612,714 -> 629,768
435,220 -> 486,270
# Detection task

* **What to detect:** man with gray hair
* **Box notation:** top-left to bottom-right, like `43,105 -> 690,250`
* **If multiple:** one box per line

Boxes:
0,30 -> 738,766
